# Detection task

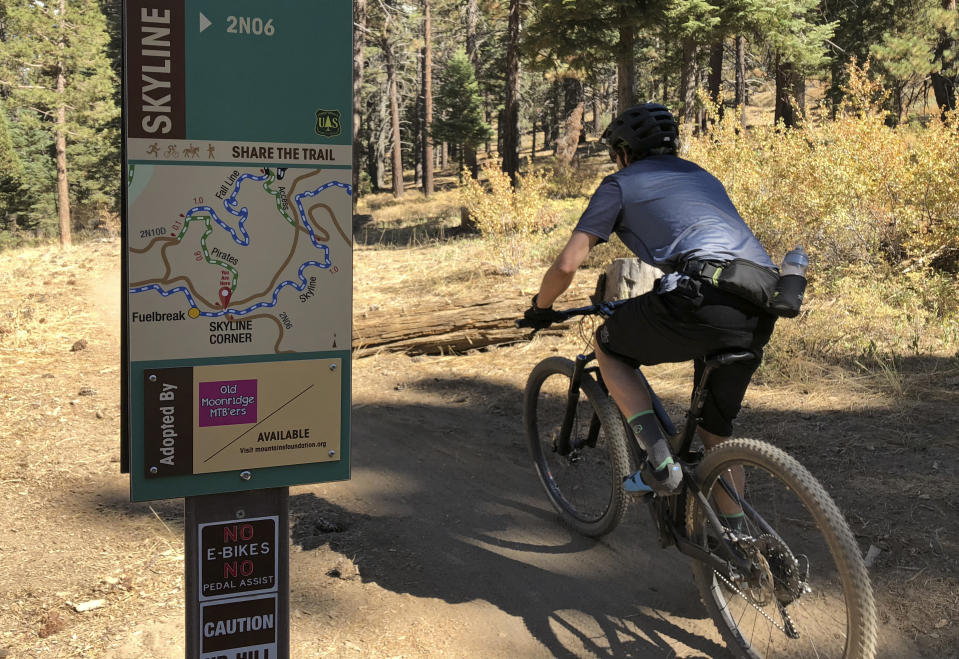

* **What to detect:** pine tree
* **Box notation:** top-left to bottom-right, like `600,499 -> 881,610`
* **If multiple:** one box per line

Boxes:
0,0 -> 118,246
431,49 -> 492,171
870,0 -> 959,121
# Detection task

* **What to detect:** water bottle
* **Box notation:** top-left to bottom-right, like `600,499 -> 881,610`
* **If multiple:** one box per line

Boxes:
769,246 -> 808,318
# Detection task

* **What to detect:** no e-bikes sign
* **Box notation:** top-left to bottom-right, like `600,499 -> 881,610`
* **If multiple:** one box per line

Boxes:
199,517 -> 278,601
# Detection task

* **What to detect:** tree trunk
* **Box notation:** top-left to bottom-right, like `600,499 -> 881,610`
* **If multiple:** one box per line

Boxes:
735,34 -> 747,125
422,0 -> 434,196
384,43 -> 404,197
530,121 -> 536,161
661,37 -> 669,104
931,0 -> 958,119
679,38 -> 698,128
563,77 -> 585,143
55,56 -> 71,247
375,94 -> 388,190
501,0 -> 520,184
412,53 -> 423,189
465,0 -> 479,66
793,72 -> 806,118
463,0 -> 480,178
707,39 -> 724,122
352,0 -> 366,209
616,19 -> 636,113
774,56 -> 802,128
366,136 -> 379,192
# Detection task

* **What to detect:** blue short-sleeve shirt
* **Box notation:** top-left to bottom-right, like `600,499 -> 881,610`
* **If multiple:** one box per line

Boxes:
575,155 -> 775,272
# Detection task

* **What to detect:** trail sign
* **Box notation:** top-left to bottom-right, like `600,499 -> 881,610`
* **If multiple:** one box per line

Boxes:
199,517 -> 278,601
186,489 -> 288,659
121,0 -> 352,501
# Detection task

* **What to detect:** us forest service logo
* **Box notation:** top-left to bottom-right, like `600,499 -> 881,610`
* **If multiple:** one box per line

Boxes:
314,109 -> 342,137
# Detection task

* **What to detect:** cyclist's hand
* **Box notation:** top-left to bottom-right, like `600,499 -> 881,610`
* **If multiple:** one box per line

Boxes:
521,296 -> 566,329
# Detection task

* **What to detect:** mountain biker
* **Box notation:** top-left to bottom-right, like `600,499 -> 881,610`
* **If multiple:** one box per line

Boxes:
524,103 -> 778,508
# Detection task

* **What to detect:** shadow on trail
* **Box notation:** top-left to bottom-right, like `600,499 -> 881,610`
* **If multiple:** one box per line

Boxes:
292,366 -> 951,657
290,491 -> 719,658
290,372 -> 728,657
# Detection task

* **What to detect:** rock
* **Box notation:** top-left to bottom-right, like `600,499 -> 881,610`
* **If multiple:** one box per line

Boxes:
78,387 -> 96,396
72,599 -> 105,613
864,544 -> 881,568
70,339 -> 88,352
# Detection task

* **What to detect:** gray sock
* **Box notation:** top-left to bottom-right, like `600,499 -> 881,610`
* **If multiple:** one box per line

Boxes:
628,410 -> 672,470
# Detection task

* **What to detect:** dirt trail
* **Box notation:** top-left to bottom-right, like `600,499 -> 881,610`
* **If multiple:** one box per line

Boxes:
0,242 -> 948,658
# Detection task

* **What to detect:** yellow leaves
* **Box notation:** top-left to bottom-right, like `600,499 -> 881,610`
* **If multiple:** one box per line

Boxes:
459,163 -> 562,274
687,96 -> 958,271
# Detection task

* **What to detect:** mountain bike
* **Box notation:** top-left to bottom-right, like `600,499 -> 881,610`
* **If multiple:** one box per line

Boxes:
518,299 -> 877,658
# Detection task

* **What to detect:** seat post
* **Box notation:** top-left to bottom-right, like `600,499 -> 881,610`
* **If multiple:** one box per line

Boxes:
688,364 -> 717,423
675,363 -> 715,456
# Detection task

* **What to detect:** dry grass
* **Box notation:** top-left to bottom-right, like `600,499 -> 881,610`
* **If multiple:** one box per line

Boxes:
0,241 -> 191,658
2,210 -> 958,655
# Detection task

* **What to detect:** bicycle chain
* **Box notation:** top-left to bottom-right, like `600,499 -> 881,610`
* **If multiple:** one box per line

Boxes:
714,569 -> 790,636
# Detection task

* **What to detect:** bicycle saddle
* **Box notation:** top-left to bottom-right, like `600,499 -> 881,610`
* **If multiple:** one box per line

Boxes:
703,350 -> 757,368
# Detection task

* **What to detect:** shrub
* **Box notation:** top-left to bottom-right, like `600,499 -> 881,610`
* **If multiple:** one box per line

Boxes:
459,163 -> 561,274
689,60 -> 959,275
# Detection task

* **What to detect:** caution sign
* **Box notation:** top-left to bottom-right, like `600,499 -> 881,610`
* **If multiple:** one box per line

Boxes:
200,594 -> 277,658
200,517 -> 278,601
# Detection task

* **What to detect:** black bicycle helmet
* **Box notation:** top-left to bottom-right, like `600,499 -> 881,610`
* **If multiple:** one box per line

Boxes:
601,103 -> 678,162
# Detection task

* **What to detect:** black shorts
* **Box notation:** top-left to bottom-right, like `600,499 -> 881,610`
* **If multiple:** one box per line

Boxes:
596,278 -> 775,436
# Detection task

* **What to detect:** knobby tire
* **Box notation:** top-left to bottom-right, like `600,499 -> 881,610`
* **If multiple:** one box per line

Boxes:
524,357 -> 632,537
686,438 -> 877,659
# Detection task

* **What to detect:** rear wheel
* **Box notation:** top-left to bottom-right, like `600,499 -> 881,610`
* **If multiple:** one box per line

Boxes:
524,357 -> 633,537
686,439 -> 877,658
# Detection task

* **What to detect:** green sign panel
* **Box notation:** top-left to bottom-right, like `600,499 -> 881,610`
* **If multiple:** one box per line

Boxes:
122,0 -> 352,501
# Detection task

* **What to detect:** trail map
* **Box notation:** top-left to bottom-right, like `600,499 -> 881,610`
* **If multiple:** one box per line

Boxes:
123,0 -> 353,500
127,164 -> 351,361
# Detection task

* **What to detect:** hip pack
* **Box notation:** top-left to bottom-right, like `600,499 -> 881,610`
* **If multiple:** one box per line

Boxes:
715,259 -> 780,313
681,258 -> 784,316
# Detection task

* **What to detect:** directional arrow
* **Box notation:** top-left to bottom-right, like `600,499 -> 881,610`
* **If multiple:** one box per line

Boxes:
199,12 -> 212,33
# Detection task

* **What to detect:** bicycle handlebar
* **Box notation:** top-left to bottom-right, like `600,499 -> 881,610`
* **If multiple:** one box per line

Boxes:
515,298 -> 630,329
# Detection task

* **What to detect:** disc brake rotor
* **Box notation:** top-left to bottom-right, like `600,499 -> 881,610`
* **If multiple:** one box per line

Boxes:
755,534 -> 806,605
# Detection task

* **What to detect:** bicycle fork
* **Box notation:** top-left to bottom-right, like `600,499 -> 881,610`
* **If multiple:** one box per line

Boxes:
555,354 -> 599,456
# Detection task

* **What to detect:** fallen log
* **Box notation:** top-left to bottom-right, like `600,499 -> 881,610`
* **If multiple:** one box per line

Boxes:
352,293 -> 590,357
351,259 -> 658,357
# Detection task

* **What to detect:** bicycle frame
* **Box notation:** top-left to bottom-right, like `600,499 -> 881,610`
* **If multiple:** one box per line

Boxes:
525,300 -> 773,578
553,349 -> 759,577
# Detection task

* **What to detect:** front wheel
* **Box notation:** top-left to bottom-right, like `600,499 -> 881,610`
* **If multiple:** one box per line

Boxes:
524,357 -> 633,537
686,438 -> 877,658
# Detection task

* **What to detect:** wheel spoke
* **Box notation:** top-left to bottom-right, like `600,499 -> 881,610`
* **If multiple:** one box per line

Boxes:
686,439 -> 876,658
525,359 -> 631,537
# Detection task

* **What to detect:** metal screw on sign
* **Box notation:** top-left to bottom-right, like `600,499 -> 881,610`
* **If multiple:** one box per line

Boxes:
149,374 -> 157,382
329,363 -> 337,371
235,509 -> 246,519
149,466 -> 158,474
240,470 -> 252,481
329,450 -> 336,457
